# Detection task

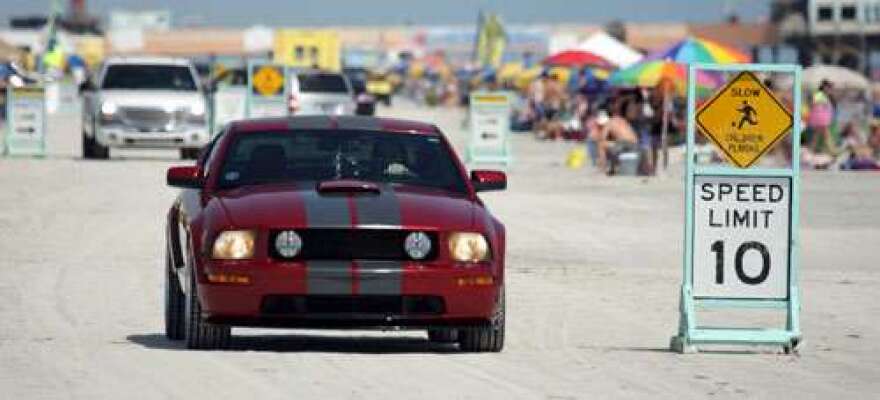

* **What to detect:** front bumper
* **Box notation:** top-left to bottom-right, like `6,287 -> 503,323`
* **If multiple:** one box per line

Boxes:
97,124 -> 209,149
196,259 -> 502,329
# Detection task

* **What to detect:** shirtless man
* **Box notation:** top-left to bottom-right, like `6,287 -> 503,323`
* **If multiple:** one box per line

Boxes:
594,100 -> 640,172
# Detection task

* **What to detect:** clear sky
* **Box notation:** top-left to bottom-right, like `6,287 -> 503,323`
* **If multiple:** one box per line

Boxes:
3,0 -> 772,27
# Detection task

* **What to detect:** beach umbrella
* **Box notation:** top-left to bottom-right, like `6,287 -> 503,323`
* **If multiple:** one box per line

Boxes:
514,65 -> 546,90
645,36 -> 751,64
609,60 -> 723,95
497,62 -> 524,84
543,50 -> 613,68
777,64 -> 869,91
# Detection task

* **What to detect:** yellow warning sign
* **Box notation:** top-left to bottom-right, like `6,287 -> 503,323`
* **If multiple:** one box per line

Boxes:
696,71 -> 793,168
251,65 -> 285,97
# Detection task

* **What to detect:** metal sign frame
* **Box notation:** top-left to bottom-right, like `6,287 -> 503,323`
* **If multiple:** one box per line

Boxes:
672,63 -> 802,353
465,91 -> 513,167
245,60 -> 290,119
3,85 -> 48,157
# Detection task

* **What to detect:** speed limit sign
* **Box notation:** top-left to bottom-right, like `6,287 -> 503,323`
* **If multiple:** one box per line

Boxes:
692,176 -> 790,299
671,63 -> 802,354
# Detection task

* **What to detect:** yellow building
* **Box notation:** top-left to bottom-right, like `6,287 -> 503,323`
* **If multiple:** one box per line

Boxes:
273,30 -> 341,71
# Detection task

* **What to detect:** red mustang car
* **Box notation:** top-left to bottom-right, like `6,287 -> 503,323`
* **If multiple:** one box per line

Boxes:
164,116 -> 507,351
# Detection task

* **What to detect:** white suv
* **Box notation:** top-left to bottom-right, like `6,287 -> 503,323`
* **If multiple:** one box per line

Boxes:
81,57 -> 209,159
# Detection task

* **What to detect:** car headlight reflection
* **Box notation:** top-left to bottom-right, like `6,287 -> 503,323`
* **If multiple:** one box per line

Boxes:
212,230 -> 256,260
190,102 -> 206,116
404,231 -> 432,260
274,230 -> 302,258
100,101 -> 117,116
448,232 -> 490,263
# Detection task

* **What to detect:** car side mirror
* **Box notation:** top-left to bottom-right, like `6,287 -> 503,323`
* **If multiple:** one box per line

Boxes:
167,166 -> 203,189
471,170 -> 507,192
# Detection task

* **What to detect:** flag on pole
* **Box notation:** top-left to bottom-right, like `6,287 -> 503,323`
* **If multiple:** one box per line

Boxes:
475,13 -> 507,68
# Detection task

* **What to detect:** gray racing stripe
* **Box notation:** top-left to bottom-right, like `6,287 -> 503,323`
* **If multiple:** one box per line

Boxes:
302,190 -> 352,294
357,260 -> 403,295
354,184 -> 401,227
301,189 -> 350,227
306,260 -> 352,295
354,186 -> 402,295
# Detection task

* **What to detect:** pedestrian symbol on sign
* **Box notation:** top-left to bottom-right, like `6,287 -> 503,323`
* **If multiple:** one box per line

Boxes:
734,101 -> 758,129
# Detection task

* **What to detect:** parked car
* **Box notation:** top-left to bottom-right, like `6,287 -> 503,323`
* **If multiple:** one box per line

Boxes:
164,115 -> 507,351
80,56 -> 209,159
366,70 -> 393,106
288,71 -> 356,116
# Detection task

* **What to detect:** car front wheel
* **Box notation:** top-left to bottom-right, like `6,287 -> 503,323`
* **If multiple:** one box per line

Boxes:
164,250 -> 184,341
458,289 -> 505,352
82,130 -> 94,159
184,268 -> 231,350
428,328 -> 458,343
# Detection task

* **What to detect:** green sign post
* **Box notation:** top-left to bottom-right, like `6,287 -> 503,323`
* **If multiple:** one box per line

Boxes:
3,86 -> 47,157
671,63 -> 802,354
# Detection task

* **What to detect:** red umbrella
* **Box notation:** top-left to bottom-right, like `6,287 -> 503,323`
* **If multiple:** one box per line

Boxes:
543,50 -> 612,68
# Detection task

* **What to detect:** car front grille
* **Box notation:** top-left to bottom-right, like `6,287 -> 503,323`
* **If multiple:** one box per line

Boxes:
119,106 -> 183,131
260,295 -> 446,315
269,229 -> 438,261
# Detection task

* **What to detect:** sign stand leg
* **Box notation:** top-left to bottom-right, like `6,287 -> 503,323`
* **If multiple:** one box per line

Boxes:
671,286 -> 697,354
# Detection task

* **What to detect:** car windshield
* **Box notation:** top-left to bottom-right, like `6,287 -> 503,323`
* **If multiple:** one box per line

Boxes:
217,130 -> 467,194
297,73 -> 348,93
102,64 -> 198,91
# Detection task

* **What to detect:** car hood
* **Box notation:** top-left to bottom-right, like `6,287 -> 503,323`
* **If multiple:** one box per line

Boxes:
214,183 -> 476,231
99,90 -> 204,108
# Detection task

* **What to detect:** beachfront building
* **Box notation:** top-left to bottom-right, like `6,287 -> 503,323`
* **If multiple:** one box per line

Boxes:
773,0 -> 880,77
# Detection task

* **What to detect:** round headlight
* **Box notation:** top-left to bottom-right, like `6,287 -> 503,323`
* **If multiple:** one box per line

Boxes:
404,231 -> 432,260
274,230 -> 302,258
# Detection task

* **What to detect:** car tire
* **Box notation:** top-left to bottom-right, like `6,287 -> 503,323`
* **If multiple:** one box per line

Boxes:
92,139 -> 110,160
180,148 -> 200,160
82,130 -> 95,159
184,268 -> 231,350
164,251 -> 185,341
458,289 -> 505,352
428,328 -> 458,343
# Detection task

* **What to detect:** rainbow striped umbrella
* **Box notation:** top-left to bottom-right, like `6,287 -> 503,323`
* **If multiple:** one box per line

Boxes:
609,60 -> 724,95
645,36 -> 751,64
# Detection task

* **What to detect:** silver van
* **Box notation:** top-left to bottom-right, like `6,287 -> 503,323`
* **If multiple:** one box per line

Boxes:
288,71 -> 356,116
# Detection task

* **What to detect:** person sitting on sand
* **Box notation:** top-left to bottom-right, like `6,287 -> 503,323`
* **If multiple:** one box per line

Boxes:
595,99 -> 640,174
